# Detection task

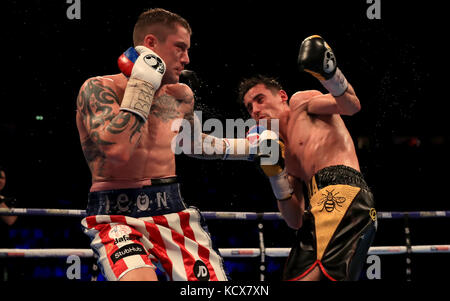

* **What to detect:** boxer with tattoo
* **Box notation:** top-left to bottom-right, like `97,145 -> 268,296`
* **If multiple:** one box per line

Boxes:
77,8 -> 235,281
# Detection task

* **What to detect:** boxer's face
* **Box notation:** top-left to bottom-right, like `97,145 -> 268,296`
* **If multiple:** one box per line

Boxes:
152,25 -> 191,85
243,84 -> 288,122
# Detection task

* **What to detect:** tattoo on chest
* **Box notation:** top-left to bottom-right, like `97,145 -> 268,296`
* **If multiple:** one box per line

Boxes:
151,94 -> 183,122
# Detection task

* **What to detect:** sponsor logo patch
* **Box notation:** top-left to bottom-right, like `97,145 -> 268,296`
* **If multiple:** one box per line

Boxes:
110,243 -> 147,264
109,224 -> 132,240
193,260 -> 210,281
370,208 -> 377,221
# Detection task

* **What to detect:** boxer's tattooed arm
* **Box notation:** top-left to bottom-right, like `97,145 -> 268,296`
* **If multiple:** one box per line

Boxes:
77,78 -> 117,128
80,135 -> 107,175
108,111 -> 144,143
76,78 -> 145,173
77,77 -> 144,144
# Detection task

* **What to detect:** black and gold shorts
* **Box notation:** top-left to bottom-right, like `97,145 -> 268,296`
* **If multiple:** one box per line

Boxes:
283,165 -> 377,281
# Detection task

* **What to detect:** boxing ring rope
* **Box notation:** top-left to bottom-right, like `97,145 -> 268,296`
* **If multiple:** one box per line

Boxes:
1,245 -> 450,258
2,208 -> 450,219
1,207 -> 450,280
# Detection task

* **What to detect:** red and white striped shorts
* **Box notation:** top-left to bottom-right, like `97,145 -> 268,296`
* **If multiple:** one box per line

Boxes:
81,207 -> 228,281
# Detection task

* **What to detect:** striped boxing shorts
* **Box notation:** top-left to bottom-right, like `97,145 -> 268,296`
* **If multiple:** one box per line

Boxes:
283,165 -> 377,281
81,179 -> 228,281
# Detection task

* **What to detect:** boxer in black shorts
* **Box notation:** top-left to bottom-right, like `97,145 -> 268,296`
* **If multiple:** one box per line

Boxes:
239,35 -> 376,280
283,165 -> 376,280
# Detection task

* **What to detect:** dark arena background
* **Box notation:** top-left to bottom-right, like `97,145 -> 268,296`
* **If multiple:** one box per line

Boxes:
0,0 -> 448,287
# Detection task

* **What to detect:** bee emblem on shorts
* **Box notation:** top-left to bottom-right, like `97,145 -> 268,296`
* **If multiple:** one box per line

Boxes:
317,189 -> 346,213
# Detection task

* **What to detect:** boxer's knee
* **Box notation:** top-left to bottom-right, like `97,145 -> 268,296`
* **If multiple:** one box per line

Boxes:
298,265 -> 323,281
120,267 -> 158,281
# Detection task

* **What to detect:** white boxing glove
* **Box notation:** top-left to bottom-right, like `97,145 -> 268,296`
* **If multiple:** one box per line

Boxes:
131,46 -> 166,89
118,46 -> 166,120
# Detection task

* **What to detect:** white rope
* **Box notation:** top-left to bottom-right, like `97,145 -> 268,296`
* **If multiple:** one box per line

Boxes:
0,248 -> 94,258
1,208 -> 450,219
1,245 -> 449,258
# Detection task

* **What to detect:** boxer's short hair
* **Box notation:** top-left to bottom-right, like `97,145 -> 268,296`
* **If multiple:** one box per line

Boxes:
238,75 -> 283,103
133,8 -> 192,46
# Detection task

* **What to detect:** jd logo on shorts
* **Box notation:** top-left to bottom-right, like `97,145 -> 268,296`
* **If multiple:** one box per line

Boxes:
110,243 -> 146,264
193,260 -> 210,281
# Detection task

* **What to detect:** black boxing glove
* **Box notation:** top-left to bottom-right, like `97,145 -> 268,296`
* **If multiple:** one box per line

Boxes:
298,35 -> 348,97
179,70 -> 201,95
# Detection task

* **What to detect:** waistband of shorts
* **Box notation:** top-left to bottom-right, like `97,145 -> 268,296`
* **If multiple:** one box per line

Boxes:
149,176 -> 178,186
86,181 -> 187,217
305,165 -> 369,199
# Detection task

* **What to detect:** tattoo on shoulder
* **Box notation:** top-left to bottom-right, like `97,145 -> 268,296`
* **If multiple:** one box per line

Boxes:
77,78 -> 119,130
77,78 -> 144,140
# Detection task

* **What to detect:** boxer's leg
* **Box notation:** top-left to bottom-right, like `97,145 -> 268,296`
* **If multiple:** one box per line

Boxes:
141,207 -> 228,281
82,215 -> 157,281
120,267 -> 157,281
298,265 -> 323,281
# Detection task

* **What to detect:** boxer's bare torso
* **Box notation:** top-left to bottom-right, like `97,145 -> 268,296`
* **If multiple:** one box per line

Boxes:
76,73 -> 193,192
284,91 -> 360,183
